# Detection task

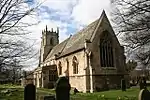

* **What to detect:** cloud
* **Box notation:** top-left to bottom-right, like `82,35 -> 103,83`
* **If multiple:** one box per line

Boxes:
37,0 -> 78,11
71,0 -> 111,25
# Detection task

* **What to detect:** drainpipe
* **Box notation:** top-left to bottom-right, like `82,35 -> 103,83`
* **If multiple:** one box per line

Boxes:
88,51 -> 94,93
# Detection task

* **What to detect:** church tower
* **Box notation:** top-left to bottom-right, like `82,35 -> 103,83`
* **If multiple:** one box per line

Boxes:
39,26 -> 59,64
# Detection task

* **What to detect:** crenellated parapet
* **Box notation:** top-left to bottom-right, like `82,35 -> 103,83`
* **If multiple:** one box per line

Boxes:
42,25 -> 59,36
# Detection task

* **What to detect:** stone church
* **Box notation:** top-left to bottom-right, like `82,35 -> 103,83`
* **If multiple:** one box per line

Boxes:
33,11 -> 128,93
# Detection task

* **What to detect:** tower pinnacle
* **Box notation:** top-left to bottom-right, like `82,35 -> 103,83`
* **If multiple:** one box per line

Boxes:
46,25 -> 48,32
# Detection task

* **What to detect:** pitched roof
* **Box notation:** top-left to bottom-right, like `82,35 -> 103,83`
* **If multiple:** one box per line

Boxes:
45,10 -> 107,62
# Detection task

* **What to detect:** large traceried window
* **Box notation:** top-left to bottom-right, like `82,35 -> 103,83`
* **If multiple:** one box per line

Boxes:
58,61 -> 62,75
100,31 -> 114,67
72,56 -> 78,74
49,70 -> 57,81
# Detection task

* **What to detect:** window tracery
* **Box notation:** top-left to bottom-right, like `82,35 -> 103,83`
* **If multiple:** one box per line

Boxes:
100,31 -> 114,67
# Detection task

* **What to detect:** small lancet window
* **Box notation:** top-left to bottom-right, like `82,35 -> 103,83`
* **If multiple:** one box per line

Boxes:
72,56 -> 78,74
66,58 -> 69,70
58,61 -> 62,75
50,38 -> 53,45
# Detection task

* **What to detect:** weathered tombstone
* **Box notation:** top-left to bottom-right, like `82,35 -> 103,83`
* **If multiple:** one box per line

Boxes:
73,88 -> 79,95
55,76 -> 71,100
44,95 -> 55,100
121,79 -> 126,91
139,78 -> 147,90
140,81 -> 144,90
138,89 -> 150,100
24,84 -> 36,100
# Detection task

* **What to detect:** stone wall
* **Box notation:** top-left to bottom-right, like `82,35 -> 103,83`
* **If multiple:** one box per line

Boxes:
33,68 -> 42,88
69,75 -> 85,91
95,75 -> 123,91
56,50 -> 87,92
42,69 -> 49,88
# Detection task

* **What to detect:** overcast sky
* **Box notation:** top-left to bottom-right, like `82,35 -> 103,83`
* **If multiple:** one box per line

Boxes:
24,0 -> 112,70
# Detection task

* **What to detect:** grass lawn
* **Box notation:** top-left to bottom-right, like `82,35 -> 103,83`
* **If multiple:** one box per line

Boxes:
0,84 -> 145,100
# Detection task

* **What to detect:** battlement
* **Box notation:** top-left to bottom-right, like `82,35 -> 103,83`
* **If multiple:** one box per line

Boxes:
42,25 -> 59,35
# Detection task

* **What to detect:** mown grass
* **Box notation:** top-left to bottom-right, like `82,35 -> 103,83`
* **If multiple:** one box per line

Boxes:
0,84 -> 23,100
70,88 -> 139,100
0,84 -> 146,100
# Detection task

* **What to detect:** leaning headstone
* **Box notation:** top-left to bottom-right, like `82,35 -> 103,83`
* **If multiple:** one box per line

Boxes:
73,88 -> 79,94
121,79 -> 126,91
24,84 -> 36,100
138,89 -> 150,100
55,76 -> 71,100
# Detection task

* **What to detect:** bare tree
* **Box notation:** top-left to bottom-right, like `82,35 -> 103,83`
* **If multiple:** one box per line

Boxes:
111,0 -> 150,68
0,0 -> 40,72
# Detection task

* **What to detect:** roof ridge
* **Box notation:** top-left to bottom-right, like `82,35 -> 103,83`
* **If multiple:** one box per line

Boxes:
58,35 -> 72,56
90,10 -> 108,42
89,18 -> 101,41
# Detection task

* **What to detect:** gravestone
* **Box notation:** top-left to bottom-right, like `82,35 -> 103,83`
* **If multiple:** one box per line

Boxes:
140,81 -> 145,90
55,76 -> 71,100
138,89 -> 150,100
73,88 -> 79,94
140,77 -> 147,90
121,79 -> 126,91
24,84 -> 36,100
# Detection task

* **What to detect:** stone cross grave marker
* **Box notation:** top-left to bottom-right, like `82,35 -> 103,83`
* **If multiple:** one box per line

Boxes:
55,76 -> 71,100
24,84 -> 36,100
138,89 -> 150,100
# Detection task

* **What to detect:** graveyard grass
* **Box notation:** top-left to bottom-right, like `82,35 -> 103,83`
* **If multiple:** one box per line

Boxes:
0,84 -> 148,100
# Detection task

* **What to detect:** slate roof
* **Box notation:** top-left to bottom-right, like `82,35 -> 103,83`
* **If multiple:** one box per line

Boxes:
45,11 -> 107,62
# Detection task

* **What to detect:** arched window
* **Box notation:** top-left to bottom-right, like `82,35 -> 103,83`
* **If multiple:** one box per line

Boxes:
72,56 -> 78,74
100,31 -> 114,67
66,58 -> 69,70
50,38 -> 53,45
58,61 -> 62,75
65,58 -> 69,76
